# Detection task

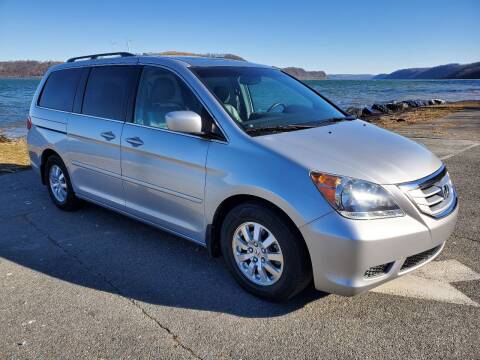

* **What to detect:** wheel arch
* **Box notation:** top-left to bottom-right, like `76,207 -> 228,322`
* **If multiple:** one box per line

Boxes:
40,148 -> 62,184
207,194 -> 313,272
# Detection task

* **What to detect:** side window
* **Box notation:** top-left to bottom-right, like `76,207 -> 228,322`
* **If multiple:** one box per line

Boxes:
38,68 -> 82,111
134,66 -> 211,130
82,66 -> 138,121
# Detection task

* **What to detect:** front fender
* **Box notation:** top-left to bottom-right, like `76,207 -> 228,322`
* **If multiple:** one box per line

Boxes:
204,140 -> 332,228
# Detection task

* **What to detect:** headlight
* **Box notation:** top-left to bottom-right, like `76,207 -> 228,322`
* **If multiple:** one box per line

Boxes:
310,172 -> 404,219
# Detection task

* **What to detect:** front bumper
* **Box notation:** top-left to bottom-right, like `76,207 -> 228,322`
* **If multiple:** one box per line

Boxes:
300,202 -> 458,296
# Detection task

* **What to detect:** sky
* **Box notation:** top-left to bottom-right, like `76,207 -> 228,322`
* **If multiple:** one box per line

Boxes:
0,0 -> 479,74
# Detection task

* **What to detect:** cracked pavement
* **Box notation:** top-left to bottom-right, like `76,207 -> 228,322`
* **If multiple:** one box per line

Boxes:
1,108 -> 479,359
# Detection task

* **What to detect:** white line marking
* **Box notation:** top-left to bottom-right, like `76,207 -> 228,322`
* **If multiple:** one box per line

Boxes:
371,260 -> 480,307
440,143 -> 480,160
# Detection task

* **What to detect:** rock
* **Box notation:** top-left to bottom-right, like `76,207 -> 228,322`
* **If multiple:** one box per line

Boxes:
385,103 -> 396,111
344,98 -> 446,119
413,100 -> 428,107
346,107 -> 363,117
386,102 -> 409,112
404,100 -> 422,107
0,134 -> 12,143
372,103 -> 391,113
361,107 -> 374,116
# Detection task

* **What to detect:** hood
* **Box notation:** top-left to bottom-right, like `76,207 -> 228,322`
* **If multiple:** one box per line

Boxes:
253,120 -> 442,184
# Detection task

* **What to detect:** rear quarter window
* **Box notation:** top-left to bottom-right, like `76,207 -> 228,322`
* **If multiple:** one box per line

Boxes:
38,68 -> 83,111
82,66 -> 138,121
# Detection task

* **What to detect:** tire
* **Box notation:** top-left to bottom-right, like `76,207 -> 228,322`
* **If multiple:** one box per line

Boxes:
221,202 -> 312,301
45,154 -> 81,211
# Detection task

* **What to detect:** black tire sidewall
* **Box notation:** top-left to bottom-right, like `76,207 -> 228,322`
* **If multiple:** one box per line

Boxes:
221,202 -> 309,301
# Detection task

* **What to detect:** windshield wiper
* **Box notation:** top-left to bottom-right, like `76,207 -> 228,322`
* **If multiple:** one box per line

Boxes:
302,115 -> 356,128
321,115 -> 356,123
244,116 -> 355,136
244,124 -> 317,135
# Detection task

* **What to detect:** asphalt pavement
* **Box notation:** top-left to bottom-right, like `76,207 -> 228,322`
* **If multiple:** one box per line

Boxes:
1,108 -> 479,359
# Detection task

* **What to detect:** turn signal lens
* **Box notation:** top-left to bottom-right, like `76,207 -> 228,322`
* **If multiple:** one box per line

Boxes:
26,116 -> 32,130
310,172 -> 341,204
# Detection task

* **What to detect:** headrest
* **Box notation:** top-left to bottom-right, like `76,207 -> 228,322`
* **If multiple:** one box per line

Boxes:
213,85 -> 230,103
152,77 -> 175,102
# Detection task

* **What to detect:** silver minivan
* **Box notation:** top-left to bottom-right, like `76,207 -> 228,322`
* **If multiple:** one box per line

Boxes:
27,52 -> 458,301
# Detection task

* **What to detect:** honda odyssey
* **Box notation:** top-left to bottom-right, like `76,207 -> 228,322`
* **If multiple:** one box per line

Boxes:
27,52 -> 458,301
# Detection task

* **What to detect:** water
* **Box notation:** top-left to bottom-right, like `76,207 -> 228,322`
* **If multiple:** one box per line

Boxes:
0,78 -> 40,137
1,77 -> 479,137
306,79 -> 480,109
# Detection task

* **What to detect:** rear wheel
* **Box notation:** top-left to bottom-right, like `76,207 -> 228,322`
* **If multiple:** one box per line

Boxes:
45,155 -> 81,211
221,202 -> 311,301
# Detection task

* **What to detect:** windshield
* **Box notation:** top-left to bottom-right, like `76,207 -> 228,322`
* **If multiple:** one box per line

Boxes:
192,66 -> 346,135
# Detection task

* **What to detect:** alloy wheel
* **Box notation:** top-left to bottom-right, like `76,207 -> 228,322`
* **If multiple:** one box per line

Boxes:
49,164 -> 67,203
232,222 -> 284,286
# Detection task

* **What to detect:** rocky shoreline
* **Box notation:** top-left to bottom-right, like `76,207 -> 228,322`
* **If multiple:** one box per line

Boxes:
346,98 -> 447,119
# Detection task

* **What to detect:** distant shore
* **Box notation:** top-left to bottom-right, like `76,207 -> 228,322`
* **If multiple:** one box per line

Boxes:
2,100 -> 479,175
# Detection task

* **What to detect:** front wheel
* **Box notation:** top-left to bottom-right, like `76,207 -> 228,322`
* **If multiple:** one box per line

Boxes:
221,202 -> 311,301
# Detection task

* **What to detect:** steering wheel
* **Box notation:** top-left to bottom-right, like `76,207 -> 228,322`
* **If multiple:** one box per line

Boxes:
267,102 -> 286,113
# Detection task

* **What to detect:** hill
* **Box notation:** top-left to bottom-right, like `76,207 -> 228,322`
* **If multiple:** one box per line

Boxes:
282,67 -> 326,80
374,62 -> 480,79
0,52 -> 246,77
0,56 -> 328,81
145,51 -> 246,61
0,60 -> 61,77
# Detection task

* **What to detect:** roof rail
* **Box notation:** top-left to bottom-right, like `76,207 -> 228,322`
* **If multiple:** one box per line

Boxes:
66,52 -> 134,63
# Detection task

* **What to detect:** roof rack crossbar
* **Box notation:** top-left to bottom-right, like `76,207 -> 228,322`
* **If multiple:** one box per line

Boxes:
67,52 -> 134,62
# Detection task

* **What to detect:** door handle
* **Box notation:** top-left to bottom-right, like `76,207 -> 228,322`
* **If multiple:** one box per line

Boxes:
125,136 -> 144,147
100,131 -> 115,141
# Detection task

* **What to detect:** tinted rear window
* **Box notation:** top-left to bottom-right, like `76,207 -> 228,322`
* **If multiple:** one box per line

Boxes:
82,66 -> 138,120
38,68 -> 82,111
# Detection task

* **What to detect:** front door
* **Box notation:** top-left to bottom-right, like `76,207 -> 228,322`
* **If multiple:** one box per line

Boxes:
121,66 -> 211,241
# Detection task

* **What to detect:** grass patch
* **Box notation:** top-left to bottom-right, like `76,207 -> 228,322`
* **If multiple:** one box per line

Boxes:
0,136 -> 30,174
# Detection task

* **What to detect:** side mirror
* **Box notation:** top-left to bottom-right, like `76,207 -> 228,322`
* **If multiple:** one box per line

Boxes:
165,111 -> 202,134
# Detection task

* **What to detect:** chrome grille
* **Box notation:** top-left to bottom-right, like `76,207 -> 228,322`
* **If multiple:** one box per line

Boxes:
399,166 -> 457,218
